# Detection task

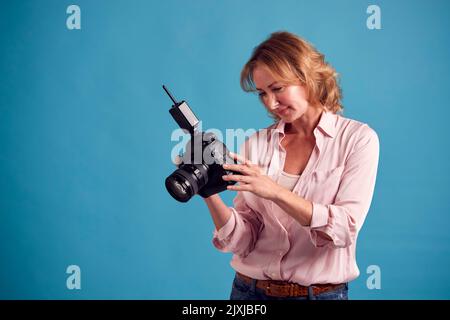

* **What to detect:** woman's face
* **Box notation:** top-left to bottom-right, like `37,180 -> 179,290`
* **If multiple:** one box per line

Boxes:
252,64 -> 310,122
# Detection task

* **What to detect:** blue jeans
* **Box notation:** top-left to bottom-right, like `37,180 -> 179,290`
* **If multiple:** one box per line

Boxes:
230,274 -> 348,300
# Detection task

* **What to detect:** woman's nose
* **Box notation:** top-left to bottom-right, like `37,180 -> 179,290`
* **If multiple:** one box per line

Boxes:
266,94 -> 279,110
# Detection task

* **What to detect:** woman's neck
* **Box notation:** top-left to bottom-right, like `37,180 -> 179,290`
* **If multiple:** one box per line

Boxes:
285,107 -> 323,138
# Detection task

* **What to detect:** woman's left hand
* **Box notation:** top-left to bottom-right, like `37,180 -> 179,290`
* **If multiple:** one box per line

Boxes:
222,152 -> 282,200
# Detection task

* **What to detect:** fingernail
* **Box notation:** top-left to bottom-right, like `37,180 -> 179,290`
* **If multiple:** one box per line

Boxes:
223,164 -> 228,168
222,175 -> 227,179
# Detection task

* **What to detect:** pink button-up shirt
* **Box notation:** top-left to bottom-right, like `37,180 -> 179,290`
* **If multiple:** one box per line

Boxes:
212,111 -> 379,285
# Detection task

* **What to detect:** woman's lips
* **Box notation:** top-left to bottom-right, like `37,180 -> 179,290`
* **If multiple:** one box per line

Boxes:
276,106 -> 290,116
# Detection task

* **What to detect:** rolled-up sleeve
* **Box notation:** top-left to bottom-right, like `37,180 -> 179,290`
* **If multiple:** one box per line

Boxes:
212,191 -> 263,257
309,125 -> 380,248
212,135 -> 264,256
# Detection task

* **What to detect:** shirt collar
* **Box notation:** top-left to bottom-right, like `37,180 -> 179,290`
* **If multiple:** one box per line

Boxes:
316,111 -> 336,138
272,111 -> 336,138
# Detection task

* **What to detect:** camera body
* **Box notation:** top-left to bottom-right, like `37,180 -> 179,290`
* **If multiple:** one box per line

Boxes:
163,86 -> 238,202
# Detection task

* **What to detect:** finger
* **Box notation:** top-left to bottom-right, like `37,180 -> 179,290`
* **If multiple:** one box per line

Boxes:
222,174 -> 252,183
222,163 -> 252,175
226,184 -> 253,192
228,152 -> 253,166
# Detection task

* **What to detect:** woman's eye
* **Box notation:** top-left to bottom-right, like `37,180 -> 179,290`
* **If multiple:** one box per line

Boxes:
258,92 -> 266,97
273,87 -> 283,92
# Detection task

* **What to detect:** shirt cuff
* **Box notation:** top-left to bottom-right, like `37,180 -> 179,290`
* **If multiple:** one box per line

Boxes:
213,208 -> 236,241
310,202 -> 329,229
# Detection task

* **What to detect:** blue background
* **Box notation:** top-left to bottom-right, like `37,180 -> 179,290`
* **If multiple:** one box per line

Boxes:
1,0 -> 449,299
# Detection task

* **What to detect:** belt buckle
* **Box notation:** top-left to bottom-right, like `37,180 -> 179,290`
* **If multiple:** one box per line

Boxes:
265,283 -> 283,297
265,283 -> 274,296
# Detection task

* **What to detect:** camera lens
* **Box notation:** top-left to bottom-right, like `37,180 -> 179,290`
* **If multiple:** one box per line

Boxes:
166,175 -> 192,201
165,164 -> 209,202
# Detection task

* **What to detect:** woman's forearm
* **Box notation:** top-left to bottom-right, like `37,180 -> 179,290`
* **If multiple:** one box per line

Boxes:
271,187 -> 313,226
203,194 -> 232,230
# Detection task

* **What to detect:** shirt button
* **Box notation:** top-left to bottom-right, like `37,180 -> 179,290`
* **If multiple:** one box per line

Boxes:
271,273 -> 276,277
279,252 -> 283,256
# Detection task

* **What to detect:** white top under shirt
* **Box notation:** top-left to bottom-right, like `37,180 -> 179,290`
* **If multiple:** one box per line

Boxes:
276,170 -> 300,191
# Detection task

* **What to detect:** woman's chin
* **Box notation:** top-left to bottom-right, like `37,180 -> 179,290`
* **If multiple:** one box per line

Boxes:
279,113 -> 295,122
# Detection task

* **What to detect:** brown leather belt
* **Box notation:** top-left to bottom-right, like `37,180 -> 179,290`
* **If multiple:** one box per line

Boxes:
236,272 -> 345,297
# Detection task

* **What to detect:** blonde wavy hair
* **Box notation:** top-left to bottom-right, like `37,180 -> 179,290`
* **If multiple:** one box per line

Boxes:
241,31 -> 343,116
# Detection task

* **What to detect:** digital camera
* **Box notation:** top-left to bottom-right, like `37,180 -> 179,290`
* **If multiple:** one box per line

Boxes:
163,85 -> 238,202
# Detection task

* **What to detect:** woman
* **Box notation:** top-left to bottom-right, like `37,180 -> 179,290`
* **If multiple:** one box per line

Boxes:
204,31 -> 379,300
